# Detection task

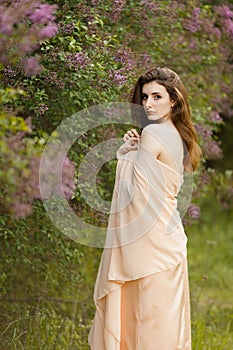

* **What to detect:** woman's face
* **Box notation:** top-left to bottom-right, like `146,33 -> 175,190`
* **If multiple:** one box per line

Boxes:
141,81 -> 174,121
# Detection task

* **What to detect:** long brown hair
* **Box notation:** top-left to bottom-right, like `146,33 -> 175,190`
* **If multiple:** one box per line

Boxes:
130,67 -> 201,172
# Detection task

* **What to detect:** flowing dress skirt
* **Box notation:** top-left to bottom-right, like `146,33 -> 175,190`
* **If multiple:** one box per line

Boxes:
89,132 -> 192,349
88,259 -> 191,350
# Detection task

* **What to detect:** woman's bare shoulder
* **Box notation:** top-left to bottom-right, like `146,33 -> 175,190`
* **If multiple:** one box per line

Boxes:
142,122 -> 179,139
142,122 -> 183,152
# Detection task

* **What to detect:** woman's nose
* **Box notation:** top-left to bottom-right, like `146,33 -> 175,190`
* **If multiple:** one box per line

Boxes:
146,96 -> 153,108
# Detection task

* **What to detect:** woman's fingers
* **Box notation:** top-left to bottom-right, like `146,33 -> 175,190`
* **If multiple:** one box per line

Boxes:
123,129 -> 140,142
127,137 -> 139,148
131,128 -> 140,138
123,134 -> 130,142
117,137 -> 139,158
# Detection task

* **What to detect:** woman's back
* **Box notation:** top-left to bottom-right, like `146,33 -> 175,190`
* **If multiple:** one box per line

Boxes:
141,121 -> 184,175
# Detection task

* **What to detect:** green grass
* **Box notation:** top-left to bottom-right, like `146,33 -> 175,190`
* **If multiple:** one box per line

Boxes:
1,197 -> 232,349
188,197 -> 233,349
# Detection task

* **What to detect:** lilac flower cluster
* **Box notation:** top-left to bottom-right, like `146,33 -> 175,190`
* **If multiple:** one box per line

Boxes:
66,52 -> 90,70
39,23 -> 58,40
2,66 -> 18,86
0,0 -> 58,75
139,52 -> 151,66
109,69 -> 127,85
108,47 -> 139,87
35,103 -> 49,116
110,0 -> 126,23
183,7 -> 202,33
114,48 -> 134,70
195,123 -> 223,160
4,131 -> 76,218
216,5 -> 233,18
12,154 -> 41,218
207,111 -> 223,124
45,71 -> 65,89
215,5 -> 233,37
198,171 -> 211,187
183,6 -> 221,39
3,129 -> 40,218
140,0 -> 159,12
62,158 -> 76,199
58,22 -> 76,35
187,204 -> 200,220
192,170 -> 211,199
22,56 -> 43,76
195,123 -> 212,139
202,140 -> 223,160
28,3 -> 57,24
38,154 -> 76,202
91,0 -> 101,5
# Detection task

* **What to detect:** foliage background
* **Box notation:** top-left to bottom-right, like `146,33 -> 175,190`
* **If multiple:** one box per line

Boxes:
0,0 -> 233,348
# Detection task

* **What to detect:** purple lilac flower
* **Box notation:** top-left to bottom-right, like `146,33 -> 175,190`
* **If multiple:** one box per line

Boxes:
0,12 -> 14,34
90,0 -> 100,6
67,52 -> 89,70
20,36 -> 39,54
3,67 -> 17,82
140,52 -> 151,65
215,5 -> 233,38
39,23 -> 58,39
199,171 -> 211,187
59,22 -> 75,35
211,27 -> 221,39
62,157 -> 76,199
140,0 -> 159,12
193,7 -> 200,17
39,155 -> 75,201
202,140 -> 223,160
215,5 -> 233,19
110,69 -> 127,85
45,71 -> 65,89
35,103 -> 48,115
183,7 -> 202,33
187,204 -> 200,219
195,123 -> 213,139
114,48 -> 135,70
208,111 -> 223,123
28,4 -> 57,24
12,202 -> 32,218
23,56 -> 43,76
224,18 -> 233,36
110,0 -> 126,22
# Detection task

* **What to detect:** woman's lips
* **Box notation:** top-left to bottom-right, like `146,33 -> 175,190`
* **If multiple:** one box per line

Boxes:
146,110 -> 156,115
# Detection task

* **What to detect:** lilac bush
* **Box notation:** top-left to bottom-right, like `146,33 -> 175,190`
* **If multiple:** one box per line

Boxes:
1,0 -> 233,219
0,0 -> 58,75
0,1 -> 75,218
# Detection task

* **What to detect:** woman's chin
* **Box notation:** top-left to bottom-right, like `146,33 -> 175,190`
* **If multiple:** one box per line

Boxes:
147,115 -> 158,120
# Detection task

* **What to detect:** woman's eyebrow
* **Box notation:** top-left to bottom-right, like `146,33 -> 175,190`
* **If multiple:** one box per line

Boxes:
142,91 -> 162,95
151,92 -> 162,95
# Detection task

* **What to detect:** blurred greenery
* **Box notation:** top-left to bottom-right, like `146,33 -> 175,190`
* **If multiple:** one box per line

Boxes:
188,195 -> 233,349
0,197 -> 232,349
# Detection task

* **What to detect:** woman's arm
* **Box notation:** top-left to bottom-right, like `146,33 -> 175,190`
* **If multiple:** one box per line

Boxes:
117,125 -> 163,159
116,137 -> 139,159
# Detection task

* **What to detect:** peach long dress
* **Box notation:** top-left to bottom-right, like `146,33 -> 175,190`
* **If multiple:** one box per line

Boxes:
88,124 -> 192,350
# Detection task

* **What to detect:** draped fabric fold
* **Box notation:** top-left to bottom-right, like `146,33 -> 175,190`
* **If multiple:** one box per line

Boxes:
88,142 -> 191,350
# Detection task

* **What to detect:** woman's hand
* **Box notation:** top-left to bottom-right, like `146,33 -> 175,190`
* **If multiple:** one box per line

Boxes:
116,135 -> 140,159
123,128 -> 140,143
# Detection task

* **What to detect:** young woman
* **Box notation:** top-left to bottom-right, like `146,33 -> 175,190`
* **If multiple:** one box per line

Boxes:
88,67 -> 201,349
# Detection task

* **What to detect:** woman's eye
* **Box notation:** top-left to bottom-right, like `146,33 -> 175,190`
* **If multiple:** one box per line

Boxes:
142,95 -> 147,100
153,95 -> 162,100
